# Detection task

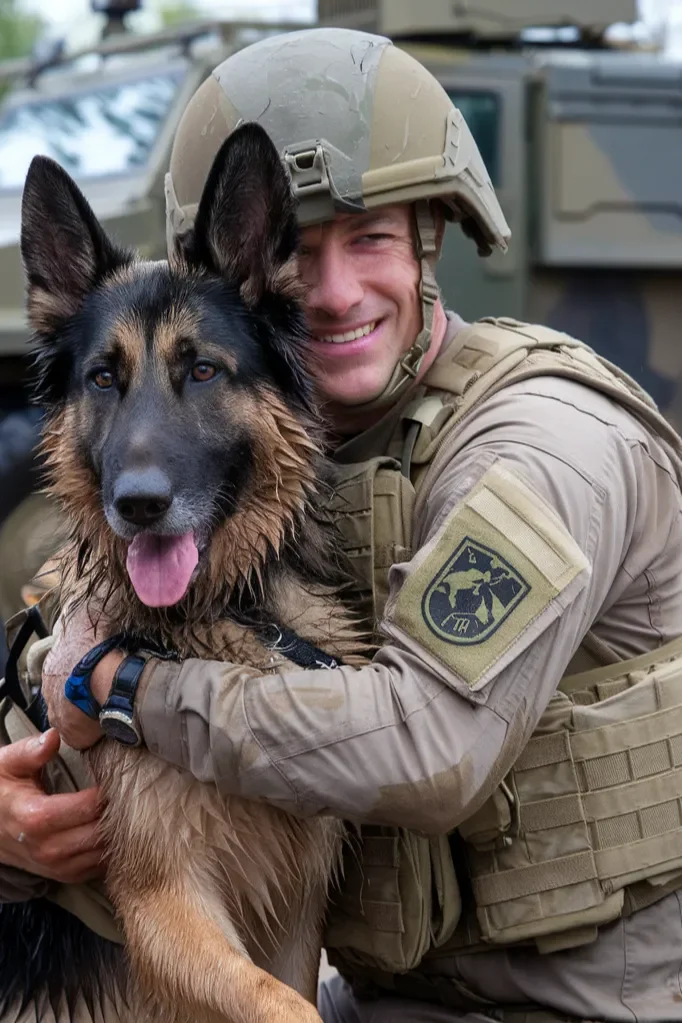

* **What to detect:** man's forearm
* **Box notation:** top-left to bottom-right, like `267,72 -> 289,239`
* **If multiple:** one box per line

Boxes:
136,646 -> 511,832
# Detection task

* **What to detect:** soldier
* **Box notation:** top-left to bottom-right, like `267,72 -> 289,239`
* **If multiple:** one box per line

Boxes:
7,27 -> 682,1023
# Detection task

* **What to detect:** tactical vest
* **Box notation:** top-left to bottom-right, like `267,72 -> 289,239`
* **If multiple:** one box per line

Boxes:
323,318 -> 682,998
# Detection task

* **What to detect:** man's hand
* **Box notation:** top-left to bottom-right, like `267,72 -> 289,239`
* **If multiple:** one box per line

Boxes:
0,730 -> 106,883
41,606 -> 123,750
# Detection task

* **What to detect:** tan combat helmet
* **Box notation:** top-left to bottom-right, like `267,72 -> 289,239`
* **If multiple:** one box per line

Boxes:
165,27 -> 511,408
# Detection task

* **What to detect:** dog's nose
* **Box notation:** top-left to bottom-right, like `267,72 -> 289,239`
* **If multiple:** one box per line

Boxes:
114,469 -> 172,526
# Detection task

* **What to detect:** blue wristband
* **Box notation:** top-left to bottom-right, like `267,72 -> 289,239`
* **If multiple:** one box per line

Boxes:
63,634 -> 125,720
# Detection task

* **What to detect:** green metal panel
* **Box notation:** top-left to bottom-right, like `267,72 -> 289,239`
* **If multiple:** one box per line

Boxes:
408,49 -> 529,320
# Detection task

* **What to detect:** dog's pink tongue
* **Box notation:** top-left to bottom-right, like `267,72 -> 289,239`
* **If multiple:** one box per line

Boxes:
126,533 -> 198,607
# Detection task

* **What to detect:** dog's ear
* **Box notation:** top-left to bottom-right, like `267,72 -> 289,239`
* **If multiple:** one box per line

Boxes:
180,122 -> 299,306
21,156 -> 132,335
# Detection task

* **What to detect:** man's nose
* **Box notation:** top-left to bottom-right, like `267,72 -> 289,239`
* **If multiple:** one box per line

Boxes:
304,242 -> 364,321
113,468 -> 172,526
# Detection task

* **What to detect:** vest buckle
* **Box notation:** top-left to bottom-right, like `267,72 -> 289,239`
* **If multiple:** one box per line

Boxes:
400,344 -> 425,379
420,276 -> 441,305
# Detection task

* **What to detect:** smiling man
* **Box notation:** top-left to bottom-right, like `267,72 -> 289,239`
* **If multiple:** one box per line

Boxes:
5,26 -> 682,1023
299,206 -> 448,424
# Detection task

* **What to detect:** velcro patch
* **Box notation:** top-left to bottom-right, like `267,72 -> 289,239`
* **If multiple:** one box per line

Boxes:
387,464 -> 590,690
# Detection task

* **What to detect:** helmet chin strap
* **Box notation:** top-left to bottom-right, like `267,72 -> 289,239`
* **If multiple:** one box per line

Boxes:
358,200 -> 440,412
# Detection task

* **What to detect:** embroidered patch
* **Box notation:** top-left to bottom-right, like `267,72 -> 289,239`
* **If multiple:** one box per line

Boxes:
422,537 -> 530,645
385,464 -> 590,690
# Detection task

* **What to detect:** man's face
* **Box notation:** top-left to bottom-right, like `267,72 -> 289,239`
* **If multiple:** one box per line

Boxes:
298,204 -> 422,407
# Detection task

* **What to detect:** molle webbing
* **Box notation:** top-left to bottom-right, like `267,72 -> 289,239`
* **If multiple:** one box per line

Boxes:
325,316 -> 682,984
325,457 -> 415,627
458,633 -> 682,951
325,826 -> 461,976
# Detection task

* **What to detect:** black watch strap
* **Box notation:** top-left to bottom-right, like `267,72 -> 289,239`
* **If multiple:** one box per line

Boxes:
102,652 -> 148,718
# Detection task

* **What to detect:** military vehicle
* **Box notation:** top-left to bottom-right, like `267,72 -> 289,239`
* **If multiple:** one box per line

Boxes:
0,0 -> 680,667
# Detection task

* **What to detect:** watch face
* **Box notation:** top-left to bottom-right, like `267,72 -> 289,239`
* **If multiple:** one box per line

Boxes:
101,712 -> 141,747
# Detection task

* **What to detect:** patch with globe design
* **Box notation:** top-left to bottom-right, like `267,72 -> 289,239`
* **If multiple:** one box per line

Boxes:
422,537 -> 530,645
385,464 -> 591,690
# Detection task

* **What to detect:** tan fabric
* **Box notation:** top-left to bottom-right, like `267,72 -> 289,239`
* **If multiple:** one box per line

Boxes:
133,312 -> 682,1020
138,321 -> 682,825
320,913 -> 682,1023
387,462 -> 590,692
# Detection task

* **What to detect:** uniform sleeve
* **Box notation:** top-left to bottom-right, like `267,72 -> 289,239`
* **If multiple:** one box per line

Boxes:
137,381 -> 643,833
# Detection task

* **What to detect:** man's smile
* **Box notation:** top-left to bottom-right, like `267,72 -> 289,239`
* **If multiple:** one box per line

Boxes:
308,318 -> 385,357
314,320 -> 378,344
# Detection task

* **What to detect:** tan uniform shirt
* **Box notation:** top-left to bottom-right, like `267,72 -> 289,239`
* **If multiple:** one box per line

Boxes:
5,319 -> 682,1019
135,320 -> 682,1019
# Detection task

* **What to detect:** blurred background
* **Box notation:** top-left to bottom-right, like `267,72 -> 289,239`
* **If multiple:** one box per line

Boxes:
0,0 -> 681,672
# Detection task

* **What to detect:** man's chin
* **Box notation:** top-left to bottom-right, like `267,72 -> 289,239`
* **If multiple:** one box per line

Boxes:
319,376 -> 393,410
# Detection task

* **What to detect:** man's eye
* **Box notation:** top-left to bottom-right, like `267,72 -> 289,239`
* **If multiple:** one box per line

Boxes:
357,233 -> 391,243
190,362 -> 218,383
90,369 -> 114,390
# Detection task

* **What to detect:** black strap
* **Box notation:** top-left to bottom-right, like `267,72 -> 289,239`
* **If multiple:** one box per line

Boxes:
104,652 -> 148,714
257,623 -> 342,670
0,605 -> 49,728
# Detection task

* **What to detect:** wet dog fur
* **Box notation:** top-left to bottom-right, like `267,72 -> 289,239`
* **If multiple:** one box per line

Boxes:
3,124 -> 368,1023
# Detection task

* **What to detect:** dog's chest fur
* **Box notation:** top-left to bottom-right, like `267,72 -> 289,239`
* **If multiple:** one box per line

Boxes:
83,574 -> 364,969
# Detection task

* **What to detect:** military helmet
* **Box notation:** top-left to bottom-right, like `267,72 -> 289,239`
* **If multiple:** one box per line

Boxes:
166,27 -> 509,252
165,27 -> 511,407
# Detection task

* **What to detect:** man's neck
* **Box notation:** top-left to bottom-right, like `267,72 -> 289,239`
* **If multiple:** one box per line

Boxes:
324,301 -> 454,437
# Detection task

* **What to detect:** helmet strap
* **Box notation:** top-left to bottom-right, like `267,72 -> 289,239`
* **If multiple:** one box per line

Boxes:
359,200 -> 440,411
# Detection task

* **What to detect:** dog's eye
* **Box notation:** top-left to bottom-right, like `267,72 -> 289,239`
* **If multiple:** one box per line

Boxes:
91,369 -> 114,390
191,362 -> 217,383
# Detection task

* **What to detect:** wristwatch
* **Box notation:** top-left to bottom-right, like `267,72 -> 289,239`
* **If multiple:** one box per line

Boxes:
64,634 -> 126,720
98,652 -> 151,748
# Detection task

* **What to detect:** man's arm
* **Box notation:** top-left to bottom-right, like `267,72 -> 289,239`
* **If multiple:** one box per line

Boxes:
133,382 -> 647,832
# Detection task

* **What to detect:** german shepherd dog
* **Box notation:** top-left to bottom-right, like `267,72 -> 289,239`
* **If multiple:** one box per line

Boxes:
5,124 -> 367,1022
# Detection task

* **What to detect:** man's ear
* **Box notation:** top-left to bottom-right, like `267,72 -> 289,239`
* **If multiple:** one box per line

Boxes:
21,156 -> 133,335
179,122 -> 299,306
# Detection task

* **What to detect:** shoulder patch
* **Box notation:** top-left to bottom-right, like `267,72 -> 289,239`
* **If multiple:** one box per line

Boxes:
422,536 -> 530,646
385,464 -> 590,691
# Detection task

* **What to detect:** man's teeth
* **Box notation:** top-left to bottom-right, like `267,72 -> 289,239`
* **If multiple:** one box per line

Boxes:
318,321 -> 376,344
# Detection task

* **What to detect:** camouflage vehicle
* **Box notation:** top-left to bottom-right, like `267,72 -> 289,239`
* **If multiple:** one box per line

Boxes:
0,0 -> 680,666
